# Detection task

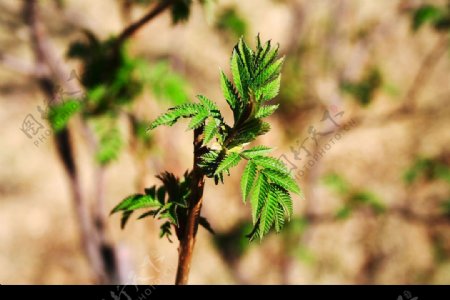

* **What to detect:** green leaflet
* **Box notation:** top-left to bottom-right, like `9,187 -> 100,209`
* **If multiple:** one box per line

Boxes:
256,43 -> 279,77
188,108 -> 208,129
127,195 -> 161,211
111,193 -> 160,214
250,173 -> 268,224
251,155 -> 289,174
203,118 -> 218,144
254,57 -> 284,89
241,161 -> 257,202
273,203 -> 285,233
255,104 -> 279,118
237,37 -> 254,77
241,145 -> 272,158
93,119 -> 123,165
226,119 -> 270,149
220,71 -> 238,109
148,103 -> 203,129
262,169 -> 301,195
258,74 -> 281,102
48,99 -> 82,133
259,188 -> 278,236
231,48 -> 250,103
215,152 -> 242,175
197,95 -> 219,114
274,187 -> 293,219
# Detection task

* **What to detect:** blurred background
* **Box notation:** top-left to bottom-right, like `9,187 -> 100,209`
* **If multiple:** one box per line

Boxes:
0,0 -> 449,284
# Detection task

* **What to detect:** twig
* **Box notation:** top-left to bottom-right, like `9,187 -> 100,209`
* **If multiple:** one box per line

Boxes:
23,0 -> 123,283
116,0 -> 175,45
0,52 -> 48,77
24,0 -> 80,92
119,0 -> 133,25
400,35 -> 449,113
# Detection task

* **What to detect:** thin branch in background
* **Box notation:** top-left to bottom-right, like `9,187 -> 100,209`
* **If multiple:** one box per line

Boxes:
21,0 -> 179,283
120,0 -> 133,25
116,0 -> 175,45
23,0 -> 123,283
0,52 -> 48,77
400,35 -> 449,113
24,0 -> 79,92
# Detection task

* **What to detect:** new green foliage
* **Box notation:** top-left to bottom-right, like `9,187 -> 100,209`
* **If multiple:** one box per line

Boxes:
404,157 -> 450,184
215,7 -> 248,39
111,171 -> 213,241
140,60 -> 190,105
51,29 -> 192,166
48,99 -> 82,132
322,173 -> 386,219
411,4 -> 450,32
340,68 -> 382,106
125,35 -> 301,240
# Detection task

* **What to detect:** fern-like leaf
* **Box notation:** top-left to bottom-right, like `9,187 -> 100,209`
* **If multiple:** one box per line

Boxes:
241,145 -> 272,158
237,37 -> 254,76
203,118 -> 218,144
197,95 -> 220,117
231,48 -> 250,103
187,108 -> 208,129
259,188 -> 277,237
220,71 -> 239,113
241,161 -> 257,202
215,152 -> 242,175
273,186 -> 293,218
251,155 -> 289,175
258,74 -> 281,102
255,104 -> 279,118
226,119 -> 270,148
254,57 -> 284,90
250,173 -> 269,224
273,203 -> 285,233
111,194 -> 144,214
148,103 -> 203,130
262,169 -> 301,195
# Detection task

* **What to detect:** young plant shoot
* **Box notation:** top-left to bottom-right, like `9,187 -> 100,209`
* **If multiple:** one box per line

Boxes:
111,35 -> 301,284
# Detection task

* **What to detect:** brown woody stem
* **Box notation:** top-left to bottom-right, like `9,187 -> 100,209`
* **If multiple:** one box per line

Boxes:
175,127 -> 206,285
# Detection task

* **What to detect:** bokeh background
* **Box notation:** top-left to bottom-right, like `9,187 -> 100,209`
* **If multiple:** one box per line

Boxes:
1,0 -> 450,284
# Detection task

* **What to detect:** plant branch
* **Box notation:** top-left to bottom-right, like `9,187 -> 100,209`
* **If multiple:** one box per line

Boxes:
0,51 -> 49,77
400,35 -> 449,113
23,0 -> 106,280
116,0 -> 175,45
175,126 -> 206,285
23,0 -> 124,283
